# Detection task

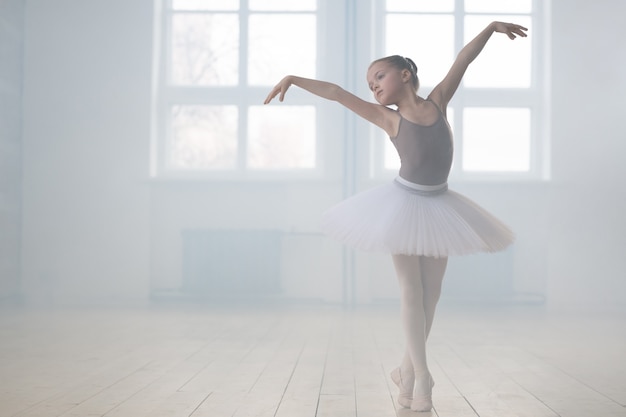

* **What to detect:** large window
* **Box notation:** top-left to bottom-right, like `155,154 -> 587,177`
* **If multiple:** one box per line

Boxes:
153,0 -> 319,178
153,0 -> 549,180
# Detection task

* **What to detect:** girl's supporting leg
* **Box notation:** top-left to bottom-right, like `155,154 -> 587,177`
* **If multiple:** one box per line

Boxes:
399,255 -> 448,368
392,255 -> 428,376
391,254 -> 447,410
421,256 -> 448,338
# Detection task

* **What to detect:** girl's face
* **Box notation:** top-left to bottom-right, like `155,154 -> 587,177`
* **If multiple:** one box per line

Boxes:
366,62 -> 409,105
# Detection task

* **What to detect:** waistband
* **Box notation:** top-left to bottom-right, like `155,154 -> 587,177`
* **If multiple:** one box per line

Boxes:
394,176 -> 448,195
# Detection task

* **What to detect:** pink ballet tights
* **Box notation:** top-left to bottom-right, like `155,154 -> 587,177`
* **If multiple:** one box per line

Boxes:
391,255 -> 447,412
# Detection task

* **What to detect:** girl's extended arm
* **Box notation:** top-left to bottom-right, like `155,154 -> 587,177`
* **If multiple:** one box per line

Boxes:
264,75 -> 342,104
429,21 -> 528,109
264,75 -> 393,133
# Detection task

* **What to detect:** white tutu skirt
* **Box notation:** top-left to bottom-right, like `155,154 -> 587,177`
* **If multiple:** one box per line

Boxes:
320,177 -> 514,258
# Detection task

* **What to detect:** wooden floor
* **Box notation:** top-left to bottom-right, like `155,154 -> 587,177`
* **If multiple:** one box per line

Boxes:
1,303 -> 625,417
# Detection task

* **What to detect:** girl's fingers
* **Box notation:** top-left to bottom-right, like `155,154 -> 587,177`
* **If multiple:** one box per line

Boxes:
513,28 -> 528,37
511,25 -> 528,36
264,78 -> 292,104
496,23 -> 528,40
264,87 -> 279,104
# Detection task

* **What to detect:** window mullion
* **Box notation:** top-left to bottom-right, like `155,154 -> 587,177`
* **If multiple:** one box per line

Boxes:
154,1 -> 170,176
452,0 -> 465,178
463,89 -> 534,107
238,1 -> 249,172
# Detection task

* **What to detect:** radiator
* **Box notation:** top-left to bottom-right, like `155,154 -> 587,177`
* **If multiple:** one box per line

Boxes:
444,248 -> 515,298
182,229 -> 282,296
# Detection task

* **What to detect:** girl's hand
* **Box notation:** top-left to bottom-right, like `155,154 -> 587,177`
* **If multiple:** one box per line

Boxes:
493,22 -> 528,40
264,76 -> 293,104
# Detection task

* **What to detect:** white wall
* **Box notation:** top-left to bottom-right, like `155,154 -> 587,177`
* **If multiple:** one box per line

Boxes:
0,0 -> 24,301
18,0 -> 626,311
21,0 -> 152,305
545,0 -> 626,311
148,181 -> 345,302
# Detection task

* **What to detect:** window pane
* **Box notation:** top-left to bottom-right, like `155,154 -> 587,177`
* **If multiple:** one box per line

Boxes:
172,0 -> 238,11
249,0 -> 316,11
385,15 -> 454,87
384,138 -> 399,170
170,106 -> 238,169
384,110 -> 454,170
465,0 -> 532,14
248,14 -> 316,85
386,0 -> 454,12
463,15 -> 531,88
248,106 -> 315,169
171,14 -> 239,85
463,107 -> 530,171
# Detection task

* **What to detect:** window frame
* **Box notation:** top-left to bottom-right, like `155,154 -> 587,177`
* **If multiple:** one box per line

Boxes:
152,0 -> 326,181
152,0 -> 551,182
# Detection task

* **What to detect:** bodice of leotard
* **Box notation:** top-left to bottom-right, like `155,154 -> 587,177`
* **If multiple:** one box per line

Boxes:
390,104 -> 453,186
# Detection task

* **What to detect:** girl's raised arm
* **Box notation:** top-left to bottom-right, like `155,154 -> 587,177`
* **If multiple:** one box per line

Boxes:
429,21 -> 528,110
264,75 -> 394,134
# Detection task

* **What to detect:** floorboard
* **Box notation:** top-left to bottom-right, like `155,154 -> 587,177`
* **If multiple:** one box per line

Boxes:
0,305 -> 624,417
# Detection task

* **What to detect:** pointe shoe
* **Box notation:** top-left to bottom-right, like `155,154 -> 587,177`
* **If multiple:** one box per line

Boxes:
390,367 -> 414,408
410,374 -> 435,412
410,394 -> 432,412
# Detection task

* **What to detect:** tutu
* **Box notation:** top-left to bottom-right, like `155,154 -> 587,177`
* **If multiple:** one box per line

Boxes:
320,176 -> 514,258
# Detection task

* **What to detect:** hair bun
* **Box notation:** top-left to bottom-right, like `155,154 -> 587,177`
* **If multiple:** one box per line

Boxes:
404,57 -> 418,74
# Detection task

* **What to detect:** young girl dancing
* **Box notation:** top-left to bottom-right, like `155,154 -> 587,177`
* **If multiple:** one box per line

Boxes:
265,21 -> 526,412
